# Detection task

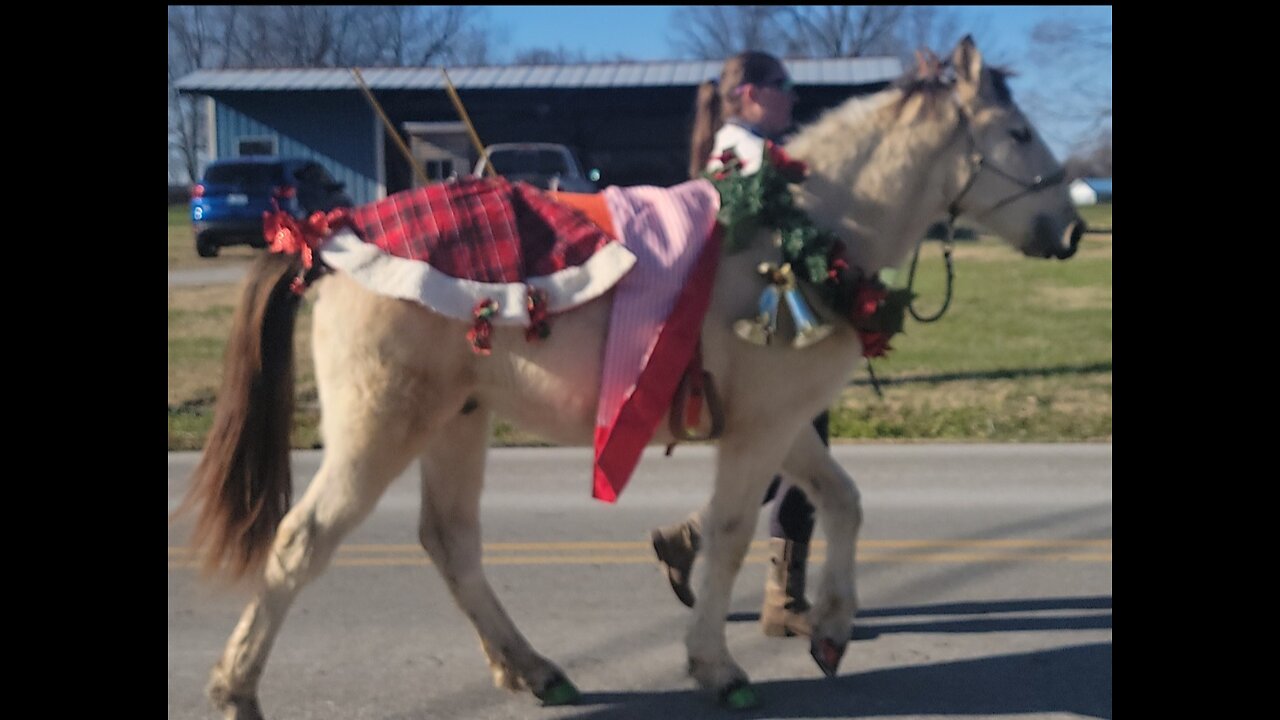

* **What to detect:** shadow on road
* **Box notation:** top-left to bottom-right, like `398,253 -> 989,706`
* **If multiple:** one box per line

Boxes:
728,595 -> 1114,638
561,642 -> 1111,719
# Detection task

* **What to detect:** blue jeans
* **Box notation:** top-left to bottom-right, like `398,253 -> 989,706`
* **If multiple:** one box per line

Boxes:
762,412 -> 828,542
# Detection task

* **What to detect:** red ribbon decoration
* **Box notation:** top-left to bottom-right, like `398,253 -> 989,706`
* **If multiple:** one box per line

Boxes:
263,207 -> 353,294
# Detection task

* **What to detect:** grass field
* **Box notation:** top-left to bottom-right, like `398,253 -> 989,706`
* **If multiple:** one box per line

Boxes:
168,205 -> 260,270
168,203 -> 1112,449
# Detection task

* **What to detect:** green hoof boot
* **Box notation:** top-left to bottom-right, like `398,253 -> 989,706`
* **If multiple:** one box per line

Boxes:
537,677 -> 580,706
719,681 -> 760,710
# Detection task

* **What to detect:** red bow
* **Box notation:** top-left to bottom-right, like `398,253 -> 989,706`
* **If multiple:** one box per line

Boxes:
525,287 -> 551,342
764,140 -> 808,183
263,208 -> 353,271
467,298 -> 499,356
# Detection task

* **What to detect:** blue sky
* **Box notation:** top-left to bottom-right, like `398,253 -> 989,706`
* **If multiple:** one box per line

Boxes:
481,5 -> 1112,158
483,5 -> 1109,66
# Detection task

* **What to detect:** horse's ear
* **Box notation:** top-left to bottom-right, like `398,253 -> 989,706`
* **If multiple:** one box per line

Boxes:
952,35 -> 984,100
914,49 -> 941,81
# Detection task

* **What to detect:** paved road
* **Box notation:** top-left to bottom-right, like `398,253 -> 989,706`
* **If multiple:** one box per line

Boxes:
168,444 -> 1112,720
168,264 -> 249,287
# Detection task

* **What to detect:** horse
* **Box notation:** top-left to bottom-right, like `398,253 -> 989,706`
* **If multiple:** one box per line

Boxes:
175,36 -> 1084,718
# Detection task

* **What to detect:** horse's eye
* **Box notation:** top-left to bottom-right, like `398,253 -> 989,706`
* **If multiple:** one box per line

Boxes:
1010,127 -> 1033,144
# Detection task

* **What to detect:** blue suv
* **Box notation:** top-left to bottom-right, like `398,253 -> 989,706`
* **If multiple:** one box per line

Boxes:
190,157 -> 352,257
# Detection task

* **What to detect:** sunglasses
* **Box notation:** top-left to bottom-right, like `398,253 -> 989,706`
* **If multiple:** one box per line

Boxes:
760,76 -> 795,93
732,76 -> 795,96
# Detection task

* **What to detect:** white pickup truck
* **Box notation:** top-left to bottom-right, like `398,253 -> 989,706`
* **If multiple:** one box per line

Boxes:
473,143 -> 599,193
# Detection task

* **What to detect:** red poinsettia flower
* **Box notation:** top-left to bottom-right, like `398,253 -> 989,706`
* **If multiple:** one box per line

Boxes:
764,140 -> 808,183
850,282 -> 887,322
858,330 -> 891,358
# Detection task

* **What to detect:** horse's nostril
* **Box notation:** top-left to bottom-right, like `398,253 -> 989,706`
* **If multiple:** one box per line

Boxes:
1058,221 -> 1083,259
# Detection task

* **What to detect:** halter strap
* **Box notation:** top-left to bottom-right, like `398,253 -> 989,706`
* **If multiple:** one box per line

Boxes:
947,104 -> 1068,222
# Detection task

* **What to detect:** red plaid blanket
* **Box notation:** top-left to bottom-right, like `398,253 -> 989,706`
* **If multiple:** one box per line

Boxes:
346,177 -> 612,282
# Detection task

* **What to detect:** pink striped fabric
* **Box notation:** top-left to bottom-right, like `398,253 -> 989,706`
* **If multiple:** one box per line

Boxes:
592,180 -> 721,501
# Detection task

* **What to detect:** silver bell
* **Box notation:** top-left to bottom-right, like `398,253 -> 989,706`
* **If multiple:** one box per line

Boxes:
733,282 -> 780,345
783,284 -> 834,349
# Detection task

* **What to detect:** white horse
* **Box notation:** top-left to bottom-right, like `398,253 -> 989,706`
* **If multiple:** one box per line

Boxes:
175,37 -> 1083,718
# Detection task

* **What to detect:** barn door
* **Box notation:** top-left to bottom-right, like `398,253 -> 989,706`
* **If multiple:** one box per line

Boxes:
404,121 -> 474,187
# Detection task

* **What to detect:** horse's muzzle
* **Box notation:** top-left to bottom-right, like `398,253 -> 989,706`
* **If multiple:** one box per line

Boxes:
1030,214 -> 1084,260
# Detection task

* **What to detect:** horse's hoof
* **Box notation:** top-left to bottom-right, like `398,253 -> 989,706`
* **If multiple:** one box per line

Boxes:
536,677 -> 581,706
211,696 -> 264,720
207,672 -> 264,720
810,637 -> 847,678
223,701 -> 265,720
718,680 -> 760,710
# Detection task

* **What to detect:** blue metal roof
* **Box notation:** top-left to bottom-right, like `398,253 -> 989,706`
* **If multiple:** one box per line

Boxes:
175,57 -> 903,93
1081,178 -> 1112,194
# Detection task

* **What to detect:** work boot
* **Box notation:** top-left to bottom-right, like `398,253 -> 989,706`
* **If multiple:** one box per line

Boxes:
761,537 -> 812,637
651,513 -> 702,608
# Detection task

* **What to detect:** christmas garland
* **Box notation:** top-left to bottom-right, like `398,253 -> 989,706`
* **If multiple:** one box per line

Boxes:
704,142 -> 913,357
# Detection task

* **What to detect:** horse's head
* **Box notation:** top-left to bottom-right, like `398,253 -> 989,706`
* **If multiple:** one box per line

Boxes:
941,36 -> 1084,259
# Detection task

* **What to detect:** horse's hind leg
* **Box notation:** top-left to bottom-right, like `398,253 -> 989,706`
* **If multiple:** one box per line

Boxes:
207,335 -> 468,717
207,413 -> 445,718
206,438 -> 432,718
417,407 -> 579,705
779,425 -> 862,675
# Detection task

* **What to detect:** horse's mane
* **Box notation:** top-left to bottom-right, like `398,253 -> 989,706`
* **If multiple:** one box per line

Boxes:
891,61 -> 1017,112
787,58 -> 1017,170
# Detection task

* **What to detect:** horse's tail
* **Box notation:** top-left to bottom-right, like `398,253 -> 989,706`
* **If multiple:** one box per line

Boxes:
173,252 -> 305,582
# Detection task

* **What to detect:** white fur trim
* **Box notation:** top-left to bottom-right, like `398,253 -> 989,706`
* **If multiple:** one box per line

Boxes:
318,229 -> 636,325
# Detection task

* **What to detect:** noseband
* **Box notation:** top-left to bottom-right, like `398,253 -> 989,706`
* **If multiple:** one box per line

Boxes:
946,104 -> 1068,222
907,100 -> 1068,325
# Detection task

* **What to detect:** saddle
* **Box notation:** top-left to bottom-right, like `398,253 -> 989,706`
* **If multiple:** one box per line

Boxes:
313,177 -> 724,503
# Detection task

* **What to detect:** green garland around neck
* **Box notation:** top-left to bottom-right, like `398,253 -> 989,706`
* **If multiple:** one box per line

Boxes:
703,142 -> 915,355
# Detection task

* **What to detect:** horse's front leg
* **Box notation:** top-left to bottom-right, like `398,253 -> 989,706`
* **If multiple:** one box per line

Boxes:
686,432 -> 793,708
780,425 -> 862,676
417,408 -> 579,706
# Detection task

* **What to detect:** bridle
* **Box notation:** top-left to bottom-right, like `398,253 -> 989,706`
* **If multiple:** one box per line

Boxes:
906,98 -> 1069,324
946,101 -> 1068,224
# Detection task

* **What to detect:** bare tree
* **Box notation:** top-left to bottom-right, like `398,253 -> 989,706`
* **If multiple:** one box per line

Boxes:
1065,127 -> 1111,179
168,6 -> 241,184
897,7 -> 1006,62
778,6 -> 906,58
667,5 -> 998,66
211,6 -> 488,69
513,45 -> 591,65
1023,16 -> 1112,160
668,6 -> 788,59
